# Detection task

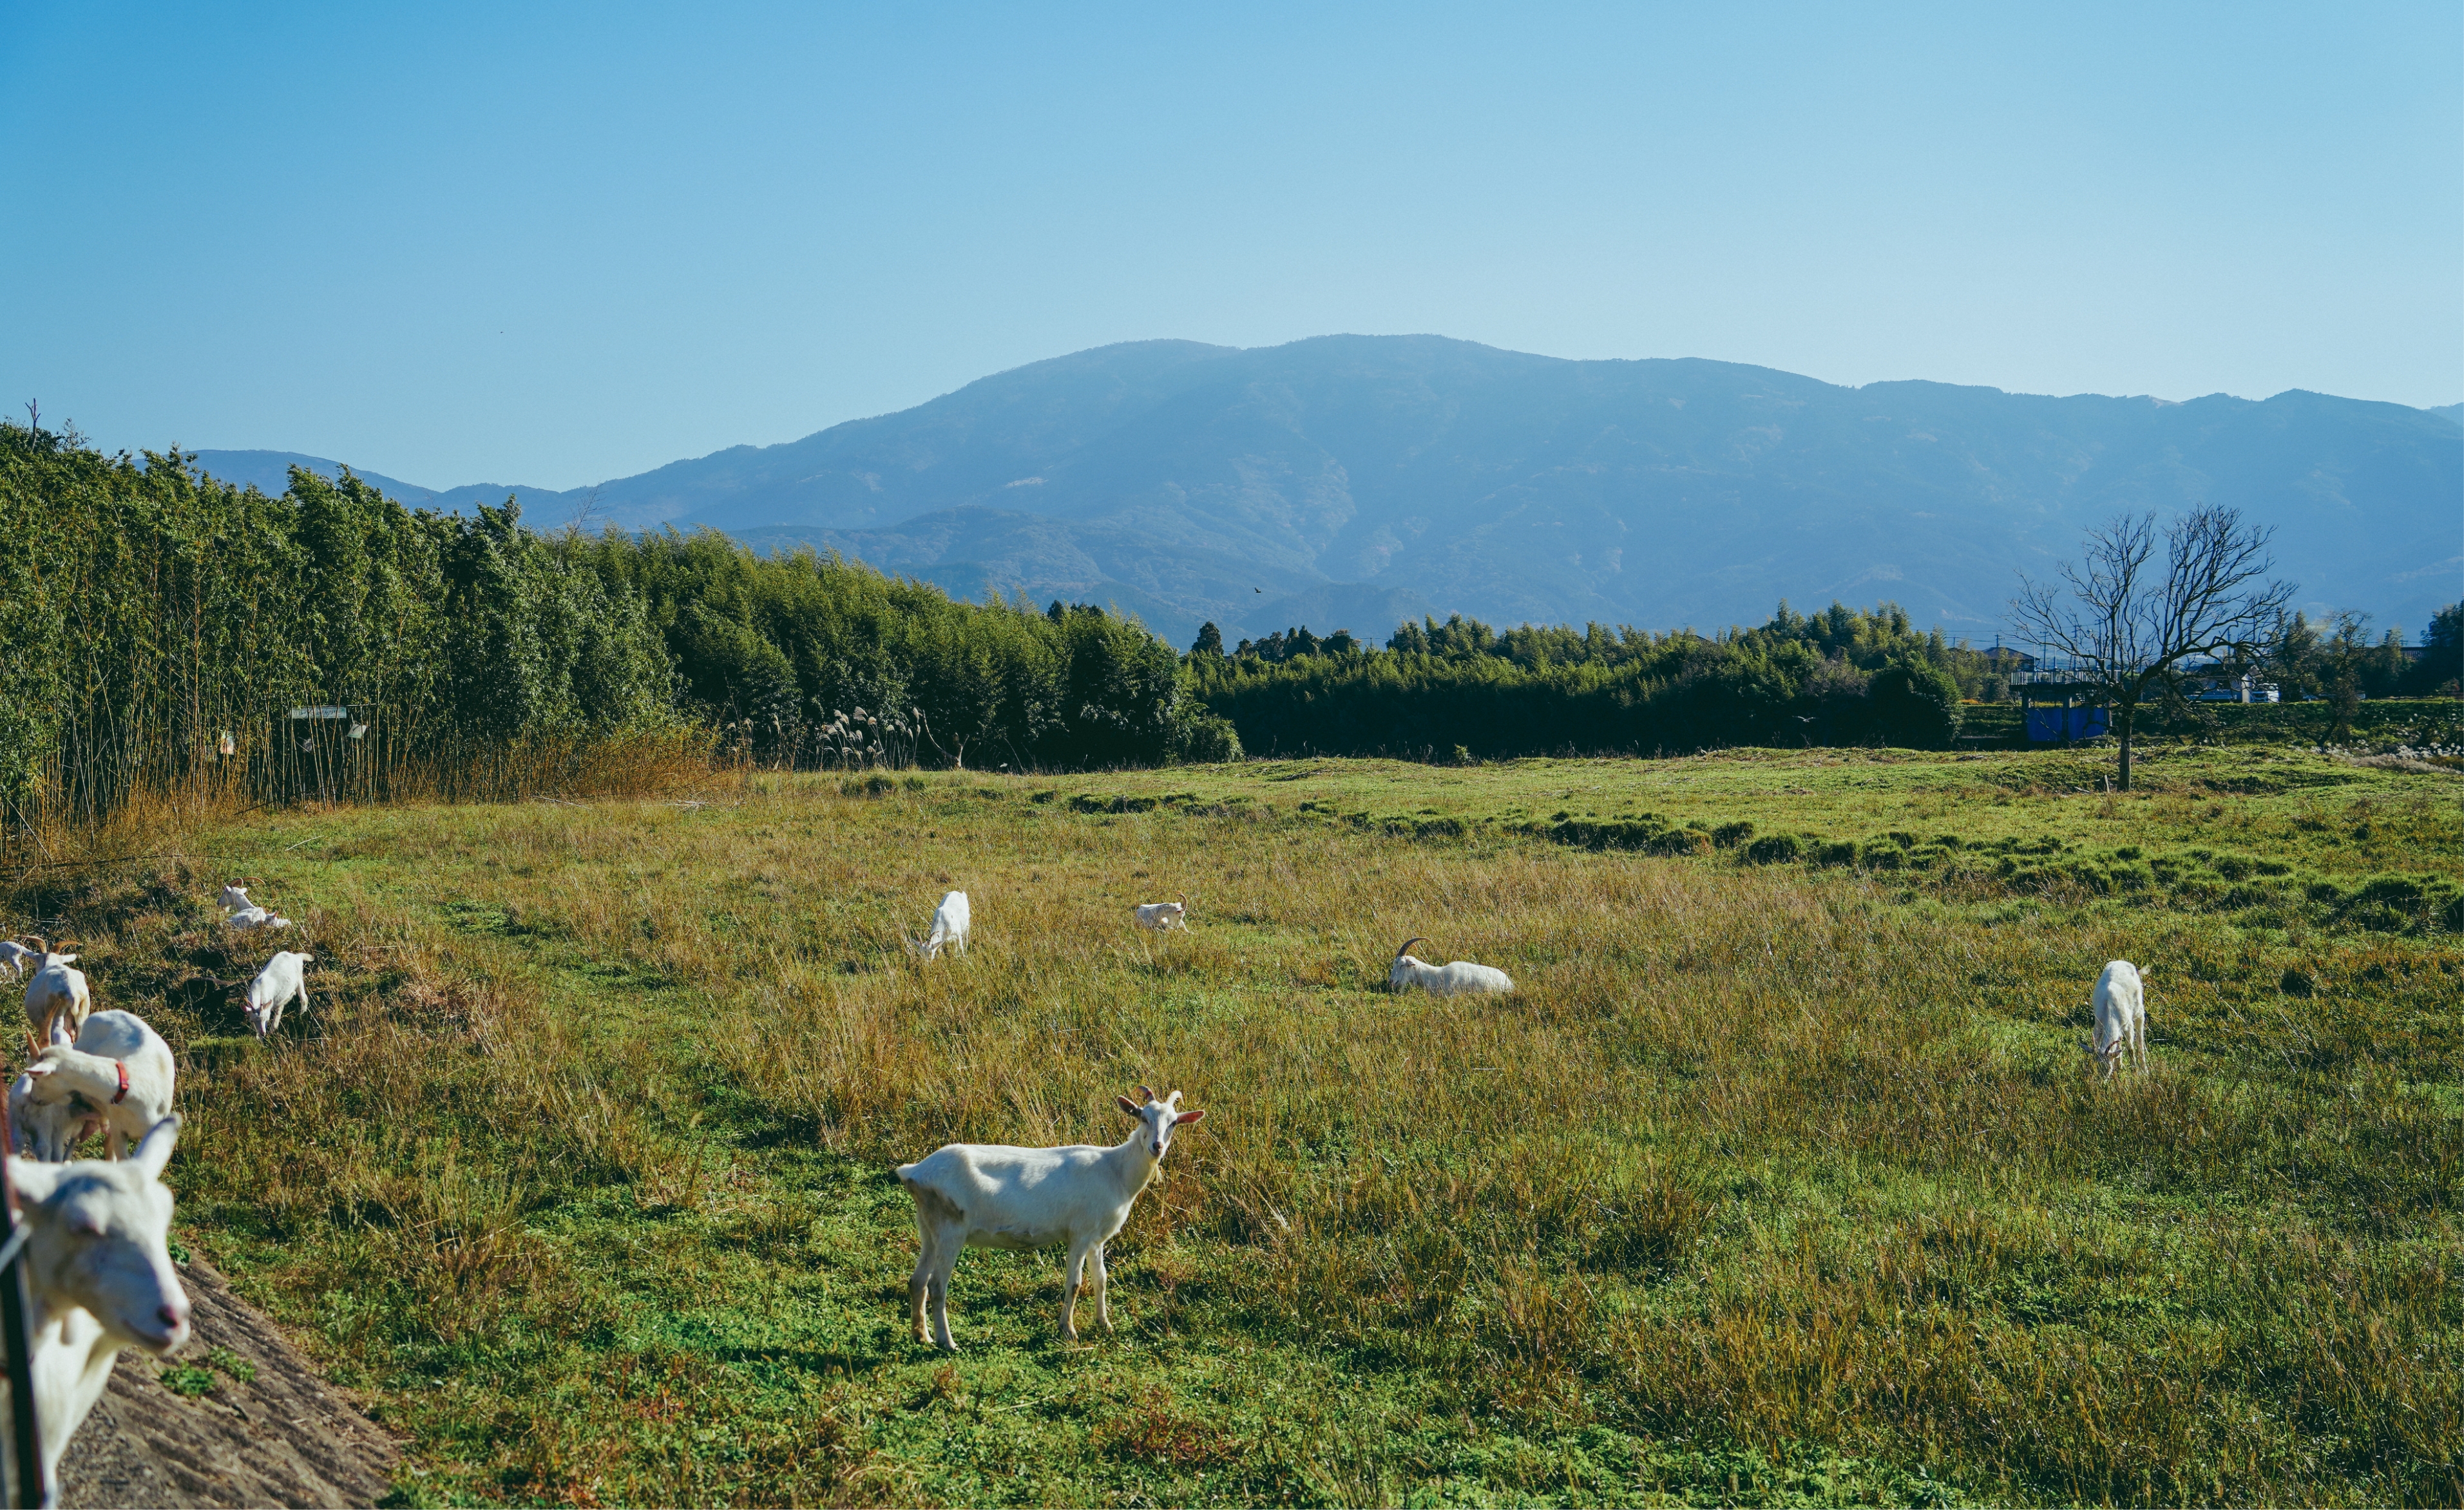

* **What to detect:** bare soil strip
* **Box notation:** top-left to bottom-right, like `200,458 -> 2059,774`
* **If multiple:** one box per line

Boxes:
60,1256 -> 397,1509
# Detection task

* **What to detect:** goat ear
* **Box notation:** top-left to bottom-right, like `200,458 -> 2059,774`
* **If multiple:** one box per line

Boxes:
1115,1094 -> 1143,1117
1174,1109 -> 1205,1125
7,1158 -> 62,1206
134,1114 -> 181,1180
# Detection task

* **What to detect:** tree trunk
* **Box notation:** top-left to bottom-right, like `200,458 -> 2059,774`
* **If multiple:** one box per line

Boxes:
2116,704 -> 2134,790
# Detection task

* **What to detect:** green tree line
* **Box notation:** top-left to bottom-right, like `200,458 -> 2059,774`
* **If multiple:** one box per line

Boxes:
0,424 -> 1233,837
1185,602 -> 1971,758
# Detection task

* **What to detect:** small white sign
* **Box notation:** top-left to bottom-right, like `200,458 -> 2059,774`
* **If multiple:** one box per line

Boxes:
288,705 -> 350,720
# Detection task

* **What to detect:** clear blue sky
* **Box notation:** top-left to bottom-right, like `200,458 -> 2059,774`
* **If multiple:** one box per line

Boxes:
5,1 -> 2457,490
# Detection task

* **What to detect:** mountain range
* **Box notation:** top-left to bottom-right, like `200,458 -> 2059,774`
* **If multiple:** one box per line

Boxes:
193,336 -> 2463,647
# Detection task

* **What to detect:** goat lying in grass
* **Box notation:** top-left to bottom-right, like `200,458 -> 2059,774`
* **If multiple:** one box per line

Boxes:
11,1011 -> 178,1162
3,1116 -> 192,1498
216,883 -> 251,914
21,946 -> 91,1044
223,905 -> 292,933
2083,959 -> 2148,1080
1132,896 -> 1189,932
1388,937 -> 1514,995
896,1085 -> 1206,1351
242,951 -> 314,1040
906,890 -> 970,959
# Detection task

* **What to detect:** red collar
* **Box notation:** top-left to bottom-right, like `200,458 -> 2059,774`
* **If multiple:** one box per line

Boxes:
111,1062 -> 128,1105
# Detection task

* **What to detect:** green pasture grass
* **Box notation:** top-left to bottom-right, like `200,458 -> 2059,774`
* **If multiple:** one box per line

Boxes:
7,747 -> 2459,1505
1037,746 -> 2464,947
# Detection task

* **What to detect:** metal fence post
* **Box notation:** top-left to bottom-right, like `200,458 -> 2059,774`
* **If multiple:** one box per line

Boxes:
0,1098 -> 45,1508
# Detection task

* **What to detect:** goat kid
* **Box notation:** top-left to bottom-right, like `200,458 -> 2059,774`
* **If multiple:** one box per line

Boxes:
223,905 -> 292,933
0,942 -> 34,986
897,1085 -> 1206,1351
216,883 -> 251,915
1132,895 -> 1189,932
1,1116 -> 192,1503
11,1011 -> 177,1162
1388,937 -> 1514,995
906,890 -> 970,960
21,948 -> 91,1044
2082,959 -> 2148,1081
242,951 -> 314,1040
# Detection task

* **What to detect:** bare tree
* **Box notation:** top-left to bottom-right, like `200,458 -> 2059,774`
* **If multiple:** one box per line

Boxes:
2012,507 -> 2296,790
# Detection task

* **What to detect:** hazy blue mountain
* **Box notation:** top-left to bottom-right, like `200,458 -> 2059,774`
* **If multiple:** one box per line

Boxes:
2431,404 -> 2463,430
186,450 -> 443,506
189,340 -> 2464,646
185,450 -> 574,518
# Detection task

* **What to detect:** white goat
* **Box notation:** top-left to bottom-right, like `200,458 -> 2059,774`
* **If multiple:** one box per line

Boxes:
242,951 -> 314,1040
1387,937 -> 1514,996
906,890 -> 970,959
0,942 -> 34,985
1,1117 -> 193,1502
216,883 -> 251,915
11,1011 -> 177,1163
21,949 -> 91,1044
897,1085 -> 1207,1352
224,905 -> 292,933
2083,959 -> 2148,1080
1132,895 -> 1189,932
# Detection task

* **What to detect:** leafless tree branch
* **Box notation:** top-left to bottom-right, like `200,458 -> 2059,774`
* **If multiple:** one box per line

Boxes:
2010,506 -> 2296,787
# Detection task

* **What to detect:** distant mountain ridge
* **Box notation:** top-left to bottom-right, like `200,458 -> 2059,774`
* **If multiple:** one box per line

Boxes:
191,338 -> 2463,645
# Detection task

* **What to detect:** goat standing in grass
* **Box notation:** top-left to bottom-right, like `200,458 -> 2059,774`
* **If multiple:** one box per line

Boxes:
2083,959 -> 2148,1080
906,890 -> 970,959
1132,895 -> 1189,932
1388,937 -> 1514,995
0,941 -> 35,985
242,951 -> 314,1040
21,945 -> 91,1044
10,1011 -> 177,1161
896,1085 -> 1207,1351
3,1116 -> 193,1498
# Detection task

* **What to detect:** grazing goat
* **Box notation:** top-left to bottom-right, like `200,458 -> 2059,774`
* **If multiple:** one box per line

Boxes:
897,1085 -> 1207,1352
1387,937 -> 1514,996
1132,895 -> 1189,932
12,1011 -> 178,1162
216,883 -> 251,915
0,942 -> 34,985
22,948 -> 91,1044
2082,959 -> 2148,1080
224,904 -> 292,933
906,890 -> 970,959
242,951 -> 314,1040
1,1117 -> 193,1500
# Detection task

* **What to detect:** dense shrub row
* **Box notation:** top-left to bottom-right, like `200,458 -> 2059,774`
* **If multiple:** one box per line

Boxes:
1187,604 -> 1969,758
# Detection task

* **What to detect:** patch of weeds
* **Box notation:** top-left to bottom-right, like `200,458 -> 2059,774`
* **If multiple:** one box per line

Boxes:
159,1364 -> 219,1398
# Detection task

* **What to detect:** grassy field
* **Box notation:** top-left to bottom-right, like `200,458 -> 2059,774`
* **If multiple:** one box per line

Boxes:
10,746 -> 2461,1505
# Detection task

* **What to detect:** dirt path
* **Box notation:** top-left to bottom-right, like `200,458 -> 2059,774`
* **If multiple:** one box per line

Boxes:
59,1256 -> 399,1509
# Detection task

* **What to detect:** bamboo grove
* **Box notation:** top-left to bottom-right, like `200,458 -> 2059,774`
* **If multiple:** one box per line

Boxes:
0,423 -> 1236,848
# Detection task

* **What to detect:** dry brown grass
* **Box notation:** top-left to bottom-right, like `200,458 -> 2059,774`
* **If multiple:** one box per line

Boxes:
9,766 -> 2458,1504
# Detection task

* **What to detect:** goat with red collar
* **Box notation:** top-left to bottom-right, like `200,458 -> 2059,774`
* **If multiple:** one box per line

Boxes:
9,1009 -> 176,1161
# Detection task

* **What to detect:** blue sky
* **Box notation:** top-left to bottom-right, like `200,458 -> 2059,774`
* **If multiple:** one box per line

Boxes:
4,1 -> 2457,490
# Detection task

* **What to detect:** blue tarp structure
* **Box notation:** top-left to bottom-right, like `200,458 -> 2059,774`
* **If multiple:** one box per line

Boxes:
2025,706 -> 2109,743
